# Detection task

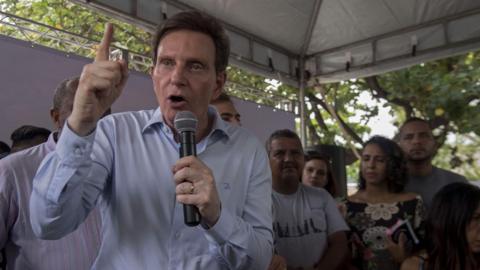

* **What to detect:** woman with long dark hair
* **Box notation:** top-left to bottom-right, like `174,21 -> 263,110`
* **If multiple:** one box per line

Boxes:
343,136 -> 425,270
401,182 -> 480,270
302,152 -> 338,197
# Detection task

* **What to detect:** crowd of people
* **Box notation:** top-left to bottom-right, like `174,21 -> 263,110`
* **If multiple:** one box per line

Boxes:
0,9 -> 478,270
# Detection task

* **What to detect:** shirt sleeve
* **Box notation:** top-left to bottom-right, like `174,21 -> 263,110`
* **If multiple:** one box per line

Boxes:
29,123 -> 109,240
324,191 -> 350,235
0,165 -> 17,249
202,143 -> 274,270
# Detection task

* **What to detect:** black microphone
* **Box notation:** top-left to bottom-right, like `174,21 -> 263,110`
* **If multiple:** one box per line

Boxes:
174,111 -> 201,226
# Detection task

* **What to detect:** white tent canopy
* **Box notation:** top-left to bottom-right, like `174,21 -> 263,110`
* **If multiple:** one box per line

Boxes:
71,0 -> 480,86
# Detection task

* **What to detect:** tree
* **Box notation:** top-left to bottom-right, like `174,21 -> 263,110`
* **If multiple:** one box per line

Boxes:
303,52 -> 480,180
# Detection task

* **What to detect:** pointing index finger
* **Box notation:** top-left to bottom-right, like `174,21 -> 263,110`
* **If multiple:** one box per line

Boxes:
95,23 -> 114,62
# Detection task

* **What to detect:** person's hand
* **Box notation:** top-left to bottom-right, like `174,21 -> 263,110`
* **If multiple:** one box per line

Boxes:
68,23 -> 128,136
337,202 -> 347,218
173,156 -> 221,227
386,232 -> 407,263
268,254 -> 287,270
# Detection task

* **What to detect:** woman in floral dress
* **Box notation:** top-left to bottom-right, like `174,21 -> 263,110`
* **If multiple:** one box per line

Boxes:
343,136 -> 424,270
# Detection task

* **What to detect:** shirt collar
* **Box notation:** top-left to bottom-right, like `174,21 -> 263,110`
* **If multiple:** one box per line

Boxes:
45,132 -> 57,151
142,107 -> 164,133
141,106 -> 232,140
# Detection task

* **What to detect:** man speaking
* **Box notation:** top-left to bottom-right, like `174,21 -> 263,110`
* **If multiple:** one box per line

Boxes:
30,10 -> 272,269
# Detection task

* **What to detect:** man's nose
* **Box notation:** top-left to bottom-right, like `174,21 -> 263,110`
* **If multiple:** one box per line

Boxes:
283,152 -> 294,162
366,160 -> 375,168
412,134 -> 423,144
171,64 -> 186,85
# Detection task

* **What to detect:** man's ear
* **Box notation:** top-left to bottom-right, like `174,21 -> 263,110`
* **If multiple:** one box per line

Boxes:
212,71 -> 226,101
50,108 -> 60,129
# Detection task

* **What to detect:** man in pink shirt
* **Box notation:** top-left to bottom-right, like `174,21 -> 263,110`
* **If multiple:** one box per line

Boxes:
0,77 -> 102,270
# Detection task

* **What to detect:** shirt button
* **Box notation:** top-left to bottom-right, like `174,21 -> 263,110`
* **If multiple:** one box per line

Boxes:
175,232 -> 181,239
74,148 -> 82,155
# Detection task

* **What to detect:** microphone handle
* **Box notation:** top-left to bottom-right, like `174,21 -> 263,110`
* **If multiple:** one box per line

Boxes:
179,131 -> 201,226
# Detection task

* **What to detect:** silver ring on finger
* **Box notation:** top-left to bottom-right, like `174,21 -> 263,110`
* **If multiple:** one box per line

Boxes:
189,182 -> 195,194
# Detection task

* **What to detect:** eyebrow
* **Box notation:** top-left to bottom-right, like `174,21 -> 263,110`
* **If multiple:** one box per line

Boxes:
362,154 -> 385,158
157,54 -> 210,66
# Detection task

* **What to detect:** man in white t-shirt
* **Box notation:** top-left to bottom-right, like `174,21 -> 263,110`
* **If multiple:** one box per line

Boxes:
266,129 -> 349,270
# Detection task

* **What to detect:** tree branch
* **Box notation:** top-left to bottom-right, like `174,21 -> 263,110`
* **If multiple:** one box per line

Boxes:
306,93 -> 329,132
365,76 -> 414,117
307,122 -> 322,145
308,91 -> 363,145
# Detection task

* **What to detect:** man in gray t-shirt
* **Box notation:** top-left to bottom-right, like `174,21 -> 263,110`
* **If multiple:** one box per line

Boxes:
397,118 -> 467,209
266,129 -> 349,270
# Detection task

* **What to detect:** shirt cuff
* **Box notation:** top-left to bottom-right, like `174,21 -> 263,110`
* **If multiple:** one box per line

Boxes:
56,122 -> 96,163
46,123 -> 96,203
203,206 -> 235,245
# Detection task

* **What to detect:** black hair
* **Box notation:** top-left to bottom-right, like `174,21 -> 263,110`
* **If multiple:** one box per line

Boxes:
426,182 -> 480,270
152,10 -> 230,73
266,129 -> 302,154
304,151 -> 337,196
0,141 -> 10,153
10,125 -> 51,144
358,135 -> 407,193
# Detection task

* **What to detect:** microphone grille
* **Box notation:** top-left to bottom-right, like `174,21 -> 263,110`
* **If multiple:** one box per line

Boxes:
174,111 -> 197,133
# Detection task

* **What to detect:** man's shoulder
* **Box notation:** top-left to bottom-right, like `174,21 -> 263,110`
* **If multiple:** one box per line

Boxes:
98,109 -> 157,131
0,143 -> 50,189
0,143 -> 49,170
302,184 -> 329,195
301,185 -> 333,204
102,109 -> 155,122
433,166 -> 467,182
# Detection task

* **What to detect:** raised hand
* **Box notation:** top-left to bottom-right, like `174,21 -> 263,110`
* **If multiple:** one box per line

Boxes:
68,23 -> 129,136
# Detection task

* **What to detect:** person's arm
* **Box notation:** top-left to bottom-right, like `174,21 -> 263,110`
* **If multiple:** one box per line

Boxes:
175,144 -> 273,269
400,256 -> 421,270
0,166 -> 16,249
268,254 -> 287,270
315,191 -> 350,269
29,124 -> 109,239
30,24 -> 126,239
68,23 -> 128,137
315,231 -> 349,269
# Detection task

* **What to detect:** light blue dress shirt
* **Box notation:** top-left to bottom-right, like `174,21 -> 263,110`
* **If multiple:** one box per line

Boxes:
30,107 -> 273,270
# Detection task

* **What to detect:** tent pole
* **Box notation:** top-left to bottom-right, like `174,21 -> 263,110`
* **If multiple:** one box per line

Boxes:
299,58 -> 307,146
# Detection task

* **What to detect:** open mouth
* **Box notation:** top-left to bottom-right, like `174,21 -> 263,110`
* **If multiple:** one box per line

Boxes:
282,166 -> 297,172
169,95 -> 186,103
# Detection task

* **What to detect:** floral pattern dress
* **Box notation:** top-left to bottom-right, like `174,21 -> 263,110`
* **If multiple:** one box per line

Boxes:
344,196 -> 425,270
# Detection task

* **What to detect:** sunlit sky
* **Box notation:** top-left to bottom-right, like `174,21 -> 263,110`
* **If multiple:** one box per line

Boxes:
266,78 -> 398,140
354,91 -> 397,140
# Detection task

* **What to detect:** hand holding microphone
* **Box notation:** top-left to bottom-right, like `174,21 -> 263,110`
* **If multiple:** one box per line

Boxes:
173,111 -> 221,227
